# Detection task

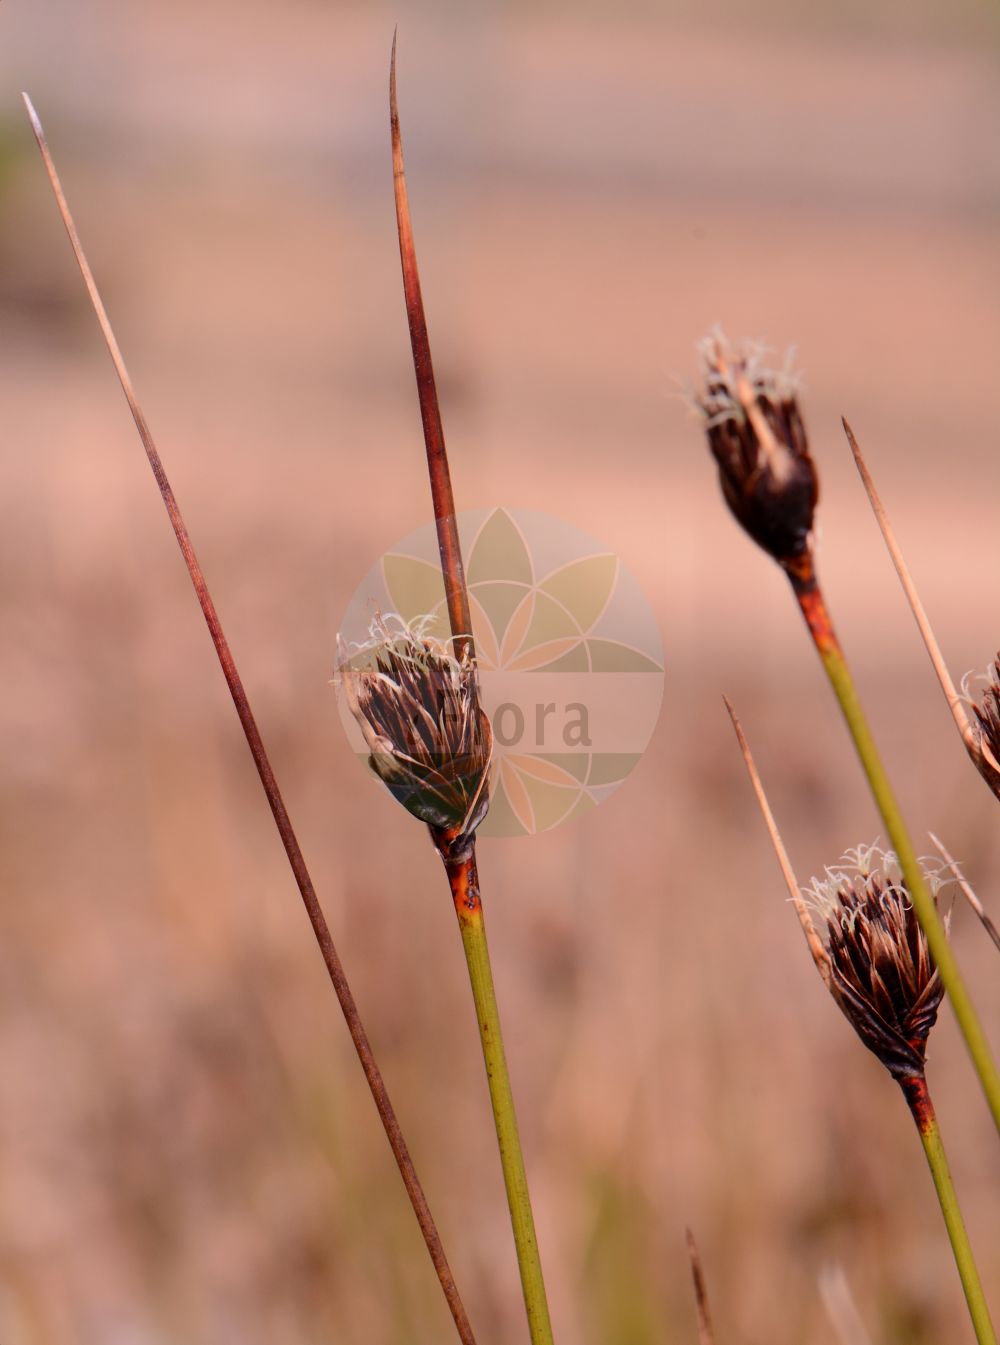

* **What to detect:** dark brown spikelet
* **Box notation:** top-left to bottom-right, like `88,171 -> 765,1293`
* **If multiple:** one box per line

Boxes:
966,655 -> 1000,791
696,333 -> 818,569
338,616 -> 493,859
805,845 -> 946,1082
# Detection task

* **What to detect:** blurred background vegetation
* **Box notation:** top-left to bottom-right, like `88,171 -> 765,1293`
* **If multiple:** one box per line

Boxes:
0,1 -> 998,1341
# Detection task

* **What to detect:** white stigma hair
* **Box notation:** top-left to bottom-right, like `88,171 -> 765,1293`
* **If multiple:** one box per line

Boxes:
695,330 -> 802,429
801,842 -> 950,934
336,610 -> 473,678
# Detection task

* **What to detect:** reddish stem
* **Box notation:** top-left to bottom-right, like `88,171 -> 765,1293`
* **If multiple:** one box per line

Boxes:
24,93 -> 477,1345
443,850 -> 484,926
786,552 -> 840,656
900,1073 -> 934,1134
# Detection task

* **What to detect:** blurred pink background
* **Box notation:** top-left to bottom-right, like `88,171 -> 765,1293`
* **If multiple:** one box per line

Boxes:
0,2 -> 998,1342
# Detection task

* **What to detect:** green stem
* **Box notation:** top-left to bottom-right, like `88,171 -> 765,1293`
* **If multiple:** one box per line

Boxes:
901,1076 -> 997,1345
788,566 -> 1000,1134
445,849 -> 555,1345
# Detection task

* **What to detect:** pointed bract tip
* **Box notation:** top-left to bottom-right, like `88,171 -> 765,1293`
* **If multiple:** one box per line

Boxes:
722,694 -> 739,729
21,92 -> 43,137
723,696 -> 754,765
685,1229 -> 715,1345
841,417 -> 864,467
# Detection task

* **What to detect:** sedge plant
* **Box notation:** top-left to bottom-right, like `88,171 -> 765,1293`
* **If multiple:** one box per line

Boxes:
23,95 -> 479,1345
337,40 -> 556,1345
727,702 -> 997,1345
694,335 -> 1000,1135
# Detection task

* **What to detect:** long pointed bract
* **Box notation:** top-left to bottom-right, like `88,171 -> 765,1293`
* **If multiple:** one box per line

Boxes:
24,93 -> 478,1345
723,698 -> 832,985
389,46 -> 556,1345
845,419 -> 1000,790
390,34 -> 474,663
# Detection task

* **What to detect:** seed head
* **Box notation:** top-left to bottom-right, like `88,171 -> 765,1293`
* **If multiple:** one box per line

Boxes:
963,655 -> 1000,789
803,844 -> 947,1081
337,615 -> 493,859
695,333 -> 818,569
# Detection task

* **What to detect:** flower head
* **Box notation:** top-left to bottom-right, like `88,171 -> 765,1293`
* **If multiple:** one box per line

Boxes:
695,333 -> 818,569
337,614 -> 493,859
964,655 -> 1000,789
803,844 -> 947,1081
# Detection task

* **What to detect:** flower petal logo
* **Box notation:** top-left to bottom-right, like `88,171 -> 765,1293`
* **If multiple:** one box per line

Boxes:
338,508 -> 664,838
